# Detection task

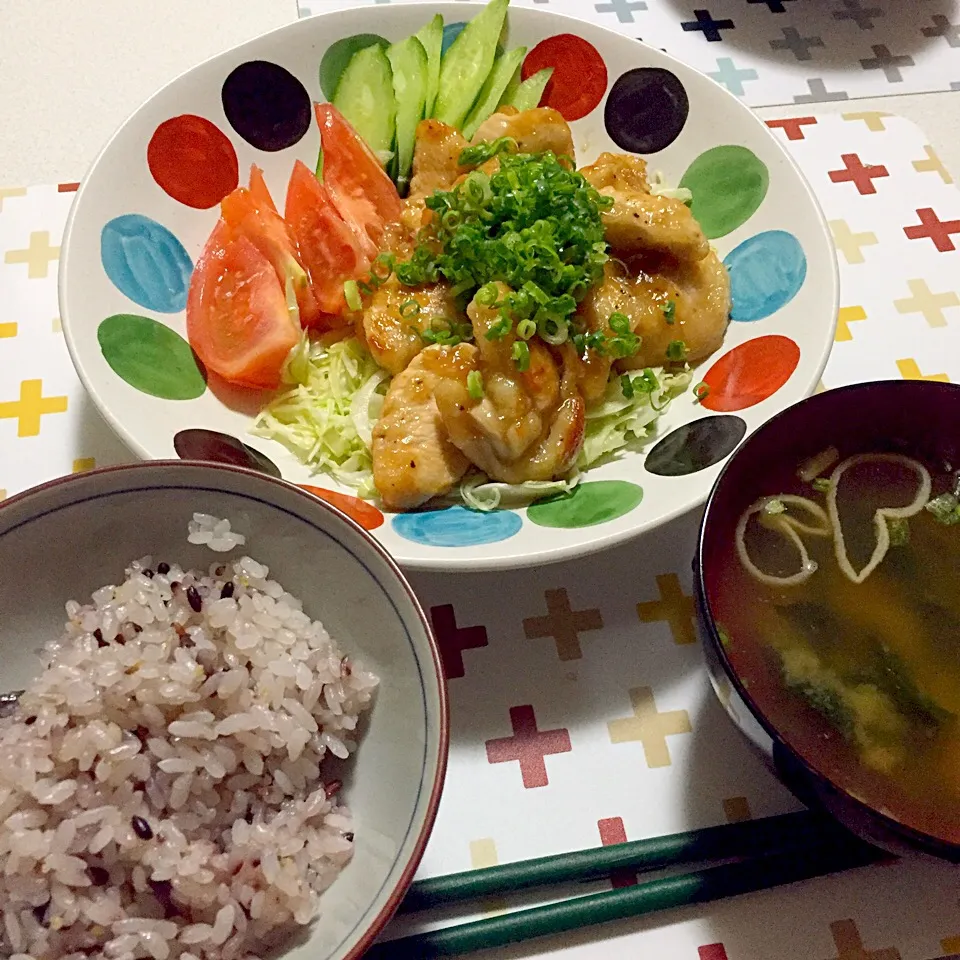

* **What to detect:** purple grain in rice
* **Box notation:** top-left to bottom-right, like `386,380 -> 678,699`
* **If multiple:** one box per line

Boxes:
0,516 -> 378,960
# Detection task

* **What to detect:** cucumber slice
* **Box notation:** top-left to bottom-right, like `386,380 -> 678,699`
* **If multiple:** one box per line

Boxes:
386,36 -> 428,193
416,14 -> 444,119
462,45 -> 527,140
505,66 -> 553,113
333,44 -> 396,158
434,0 -> 509,130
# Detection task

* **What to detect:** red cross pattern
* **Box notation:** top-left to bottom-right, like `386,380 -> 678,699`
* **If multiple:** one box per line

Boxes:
699,945 -> 730,960
765,116 -> 818,140
597,817 -> 637,889
904,207 -> 960,252
430,604 -> 488,679
828,153 -> 890,195
485,705 -> 572,789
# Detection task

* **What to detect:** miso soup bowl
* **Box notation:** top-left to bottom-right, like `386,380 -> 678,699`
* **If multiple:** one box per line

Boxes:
694,379 -> 960,863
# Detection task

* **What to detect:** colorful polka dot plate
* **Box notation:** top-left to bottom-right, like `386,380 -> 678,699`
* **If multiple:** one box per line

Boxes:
59,2 -> 838,572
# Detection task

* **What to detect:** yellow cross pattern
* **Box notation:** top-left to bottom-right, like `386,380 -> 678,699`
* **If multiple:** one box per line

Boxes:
723,796 -> 752,823
607,686 -> 692,768
913,144 -> 953,184
0,379 -> 69,437
841,111 -> 891,131
894,278 -> 960,328
835,305 -> 867,342
72,457 -> 96,473
637,573 -> 697,645
824,919 -> 901,960
469,839 -> 508,915
0,489 -> 6,501
896,359 -> 950,383
52,316 -> 62,333
829,220 -> 878,265
0,322 -> 17,339
0,186 -> 27,211
941,934 -> 960,954
4,231 -> 60,279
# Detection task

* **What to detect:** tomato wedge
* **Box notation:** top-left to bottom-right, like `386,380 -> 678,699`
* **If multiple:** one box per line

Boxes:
221,181 -> 321,328
315,103 -> 402,259
284,159 -> 369,322
186,220 -> 299,389
248,164 -> 279,215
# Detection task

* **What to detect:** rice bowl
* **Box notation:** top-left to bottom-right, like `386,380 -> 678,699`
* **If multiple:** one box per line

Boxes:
0,462 -> 447,960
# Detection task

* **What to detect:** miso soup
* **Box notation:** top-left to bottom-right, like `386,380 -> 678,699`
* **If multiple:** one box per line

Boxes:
712,448 -> 960,844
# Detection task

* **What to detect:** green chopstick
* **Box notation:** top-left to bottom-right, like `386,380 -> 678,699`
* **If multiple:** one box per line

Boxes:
400,810 -> 855,913
368,834 -> 884,958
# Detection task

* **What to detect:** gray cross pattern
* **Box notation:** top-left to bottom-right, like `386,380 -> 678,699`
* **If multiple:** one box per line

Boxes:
860,43 -> 914,82
595,0 -> 647,23
770,27 -> 825,61
793,78 -> 849,102
832,0 -> 884,31
922,15 -> 960,49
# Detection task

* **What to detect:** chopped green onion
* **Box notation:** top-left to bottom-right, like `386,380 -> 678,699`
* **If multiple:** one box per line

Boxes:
399,299 -> 421,318
620,374 -> 635,399
693,381 -> 710,403
467,369 -> 484,400
666,339 -> 688,362
457,136 -> 518,166
516,318 -> 537,340
662,300 -> 676,324
485,317 -> 513,340
812,477 -> 831,493
608,330 -> 641,358
925,492 -> 960,525
343,280 -> 361,313
371,253 -> 395,282
608,312 -> 631,335
887,517 -> 910,546
475,282 -> 500,307
538,317 -> 569,346
763,499 -> 786,516
511,340 -> 531,372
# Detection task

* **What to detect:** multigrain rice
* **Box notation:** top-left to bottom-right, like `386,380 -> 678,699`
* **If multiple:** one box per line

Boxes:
0,517 -> 378,960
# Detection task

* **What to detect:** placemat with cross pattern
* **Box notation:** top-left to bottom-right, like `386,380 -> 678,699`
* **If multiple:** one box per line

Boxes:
2,114 -> 960,959
302,0 -> 960,107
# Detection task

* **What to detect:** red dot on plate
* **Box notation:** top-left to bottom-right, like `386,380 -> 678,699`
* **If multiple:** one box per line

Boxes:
521,34 -> 608,122
299,485 -> 385,531
700,335 -> 801,412
147,115 -> 239,209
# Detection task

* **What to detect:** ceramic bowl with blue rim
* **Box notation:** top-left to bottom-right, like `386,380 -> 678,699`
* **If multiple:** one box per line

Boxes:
0,460 -> 448,959
59,2 -> 838,571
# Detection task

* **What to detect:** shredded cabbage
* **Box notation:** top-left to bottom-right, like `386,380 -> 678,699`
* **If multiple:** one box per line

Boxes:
649,170 -> 693,204
579,367 -> 691,468
251,334 -> 386,496
458,471 -> 582,512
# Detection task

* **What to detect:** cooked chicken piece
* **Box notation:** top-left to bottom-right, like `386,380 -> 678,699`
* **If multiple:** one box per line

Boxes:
432,284 -> 585,483
361,278 -> 459,375
579,253 -> 730,371
581,152 -> 708,262
371,345 -> 475,510
580,152 -> 651,194
409,120 -> 469,199
380,197 -> 431,260
470,108 -> 576,163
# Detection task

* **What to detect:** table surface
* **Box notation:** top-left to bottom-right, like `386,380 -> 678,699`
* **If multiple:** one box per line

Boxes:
3,3 -> 960,960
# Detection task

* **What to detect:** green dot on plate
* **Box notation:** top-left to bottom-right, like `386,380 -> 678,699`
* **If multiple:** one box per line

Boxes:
679,145 -> 769,240
97,313 -> 206,400
527,480 -> 643,529
319,34 -> 389,101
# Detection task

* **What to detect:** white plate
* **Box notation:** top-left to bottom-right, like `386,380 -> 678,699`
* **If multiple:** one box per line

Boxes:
59,2 -> 838,572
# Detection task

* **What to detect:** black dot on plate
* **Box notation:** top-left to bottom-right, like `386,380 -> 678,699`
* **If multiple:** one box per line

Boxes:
221,60 -> 312,152
604,67 -> 689,154
174,428 -> 282,478
644,415 -> 747,477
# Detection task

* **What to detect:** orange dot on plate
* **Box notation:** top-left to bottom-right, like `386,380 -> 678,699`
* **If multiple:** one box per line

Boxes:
700,335 -> 800,412
147,115 -> 239,209
521,34 -> 608,122
299,485 -> 385,531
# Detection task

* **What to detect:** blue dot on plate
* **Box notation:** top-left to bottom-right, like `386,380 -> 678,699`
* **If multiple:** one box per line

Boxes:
101,214 -> 193,314
724,230 -> 807,323
392,505 -> 522,548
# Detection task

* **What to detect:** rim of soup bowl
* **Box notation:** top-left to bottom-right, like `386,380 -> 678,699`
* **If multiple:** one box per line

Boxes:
0,459 -> 451,958
694,379 -> 960,861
